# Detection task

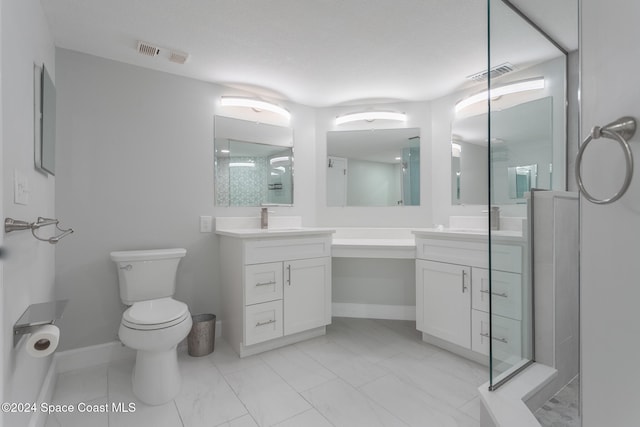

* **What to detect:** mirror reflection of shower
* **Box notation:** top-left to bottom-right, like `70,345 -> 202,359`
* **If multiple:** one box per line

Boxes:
326,128 -> 420,207
451,96 -> 555,205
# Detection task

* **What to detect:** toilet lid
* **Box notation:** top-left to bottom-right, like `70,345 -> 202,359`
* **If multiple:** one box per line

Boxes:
123,298 -> 189,326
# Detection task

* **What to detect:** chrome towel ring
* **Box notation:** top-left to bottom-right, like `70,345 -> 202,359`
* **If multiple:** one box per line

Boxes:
575,116 -> 635,205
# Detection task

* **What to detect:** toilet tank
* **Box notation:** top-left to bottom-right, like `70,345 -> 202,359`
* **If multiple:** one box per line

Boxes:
110,248 -> 187,305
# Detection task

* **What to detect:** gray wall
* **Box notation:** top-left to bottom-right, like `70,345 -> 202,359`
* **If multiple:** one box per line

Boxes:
581,0 -> 640,424
2,1 -> 56,425
332,259 -> 415,306
54,49 -> 317,351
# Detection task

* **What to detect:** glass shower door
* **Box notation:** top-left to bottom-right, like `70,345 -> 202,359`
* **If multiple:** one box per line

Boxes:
487,0 -> 567,389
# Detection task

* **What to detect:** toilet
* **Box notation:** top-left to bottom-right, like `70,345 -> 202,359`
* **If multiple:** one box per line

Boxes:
110,248 -> 192,405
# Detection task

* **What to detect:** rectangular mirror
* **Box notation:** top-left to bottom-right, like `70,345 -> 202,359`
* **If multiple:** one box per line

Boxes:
451,96 -> 553,205
327,128 -> 420,207
34,64 -> 56,175
214,116 -> 293,207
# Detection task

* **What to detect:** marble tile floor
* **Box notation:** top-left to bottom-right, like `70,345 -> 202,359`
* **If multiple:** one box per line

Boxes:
534,376 -> 580,427
45,318 -> 487,427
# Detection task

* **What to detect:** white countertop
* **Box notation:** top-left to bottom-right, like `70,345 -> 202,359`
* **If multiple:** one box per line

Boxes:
413,228 -> 524,243
216,227 -> 335,239
215,217 -> 524,254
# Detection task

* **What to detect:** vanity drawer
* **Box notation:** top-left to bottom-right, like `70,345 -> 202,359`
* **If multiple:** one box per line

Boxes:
471,309 -> 522,361
472,268 -> 522,320
245,262 -> 283,305
416,238 -> 487,267
244,236 -> 332,264
245,300 -> 283,346
416,238 -> 521,273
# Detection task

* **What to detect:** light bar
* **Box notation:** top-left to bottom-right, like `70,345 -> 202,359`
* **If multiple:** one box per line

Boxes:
335,111 -> 407,125
454,78 -> 545,113
269,156 -> 290,164
220,96 -> 291,120
229,162 -> 256,168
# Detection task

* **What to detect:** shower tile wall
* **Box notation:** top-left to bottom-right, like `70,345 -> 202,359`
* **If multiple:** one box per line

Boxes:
216,157 -> 269,206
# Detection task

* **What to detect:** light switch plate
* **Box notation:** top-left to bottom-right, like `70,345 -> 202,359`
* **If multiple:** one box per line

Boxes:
14,169 -> 29,205
200,216 -> 213,233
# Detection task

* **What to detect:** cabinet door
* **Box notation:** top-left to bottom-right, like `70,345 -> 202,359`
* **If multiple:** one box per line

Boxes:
416,259 -> 471,349
284,257 -> 331,336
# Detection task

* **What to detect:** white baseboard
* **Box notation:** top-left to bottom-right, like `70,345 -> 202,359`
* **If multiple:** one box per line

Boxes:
30,319 -> 224,426
332,303 -> 416,321
55,341 -> 135,374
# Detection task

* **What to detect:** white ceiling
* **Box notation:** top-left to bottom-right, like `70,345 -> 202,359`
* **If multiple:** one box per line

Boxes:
40,0 -> 577,108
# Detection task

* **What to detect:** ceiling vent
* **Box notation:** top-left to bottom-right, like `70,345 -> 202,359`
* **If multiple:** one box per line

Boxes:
137,41 -> 160,57
169,50 -> 190,64
466,62 -> 515,82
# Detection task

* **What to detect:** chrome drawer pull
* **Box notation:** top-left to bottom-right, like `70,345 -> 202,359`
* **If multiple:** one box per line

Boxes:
480,289 -> 508,298
461,270 -> 468,293
255,280 -> 276,287
480,332 -> 509,344
255,319 -> 276,327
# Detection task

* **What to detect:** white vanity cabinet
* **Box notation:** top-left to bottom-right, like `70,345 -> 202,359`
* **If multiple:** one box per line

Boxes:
218,231 -> 333,357
414,232 -> 524,364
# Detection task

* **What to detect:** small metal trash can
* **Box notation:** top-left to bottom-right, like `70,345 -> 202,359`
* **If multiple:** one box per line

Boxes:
187,314 -> 216,357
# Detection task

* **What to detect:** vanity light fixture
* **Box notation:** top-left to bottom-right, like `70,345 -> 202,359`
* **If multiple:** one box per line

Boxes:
451,143 -> 462,158
220,96 -> 291,121
454,78 -> 545,113
335,111 -> 407,125
269,156 -> 290,164
229,162 -> 256,168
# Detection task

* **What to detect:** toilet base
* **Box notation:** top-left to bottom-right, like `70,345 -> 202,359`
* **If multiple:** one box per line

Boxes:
132,347 -> 181,405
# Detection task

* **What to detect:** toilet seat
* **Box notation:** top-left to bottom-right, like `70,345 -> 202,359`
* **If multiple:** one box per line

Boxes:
122,297 -> 190,331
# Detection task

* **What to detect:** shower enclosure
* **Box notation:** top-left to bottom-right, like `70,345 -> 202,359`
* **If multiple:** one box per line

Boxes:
487,0 -> 568,389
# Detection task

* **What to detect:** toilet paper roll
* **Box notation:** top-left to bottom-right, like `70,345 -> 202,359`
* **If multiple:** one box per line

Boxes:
25,324 -> 59,358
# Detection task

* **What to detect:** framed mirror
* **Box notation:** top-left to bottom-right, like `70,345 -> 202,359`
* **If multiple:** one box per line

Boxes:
451,96 -> 553,205
327,128 -> 420,207
214,116 -> 293,207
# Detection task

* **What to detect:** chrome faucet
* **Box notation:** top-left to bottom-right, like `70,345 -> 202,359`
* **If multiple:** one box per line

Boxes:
260,207 -> 269,229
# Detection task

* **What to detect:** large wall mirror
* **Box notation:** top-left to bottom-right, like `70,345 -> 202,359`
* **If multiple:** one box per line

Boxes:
214,116 -> 293,207
327,128 -> 420,207
452,96 -> 553,204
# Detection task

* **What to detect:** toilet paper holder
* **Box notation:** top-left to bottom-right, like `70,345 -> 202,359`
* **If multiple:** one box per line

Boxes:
13,299 -> 68,347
